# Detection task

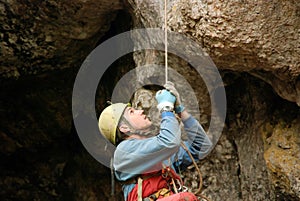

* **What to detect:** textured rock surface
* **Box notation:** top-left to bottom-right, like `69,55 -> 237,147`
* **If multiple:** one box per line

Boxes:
262,119 -> 300,199
128,0 -> 300,106
1,0 -> 300,201
0,0 -> 123,78
127,0 -> 300,200
0,0 -> 126,200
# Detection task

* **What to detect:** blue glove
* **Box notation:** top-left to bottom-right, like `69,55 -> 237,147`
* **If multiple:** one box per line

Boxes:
164,81 -> 185,114
155,89 -> 176,112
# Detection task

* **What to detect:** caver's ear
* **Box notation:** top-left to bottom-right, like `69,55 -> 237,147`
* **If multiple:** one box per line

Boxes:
118,124 -> 131,134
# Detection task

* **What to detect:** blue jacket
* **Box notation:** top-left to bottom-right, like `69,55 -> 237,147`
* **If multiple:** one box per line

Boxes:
113,111 -> 212,201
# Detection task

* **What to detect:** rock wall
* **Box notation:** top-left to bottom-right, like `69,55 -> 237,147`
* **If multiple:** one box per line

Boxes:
0,0 -> 123,78
0,1 -> 127,200
127,0 -> 300,200
128,0 -> 300,106
0,0 -> 299,201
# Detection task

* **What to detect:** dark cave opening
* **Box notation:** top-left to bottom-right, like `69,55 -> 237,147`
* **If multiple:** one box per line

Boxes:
224,72 -> 299,128
0,9 -> 134,201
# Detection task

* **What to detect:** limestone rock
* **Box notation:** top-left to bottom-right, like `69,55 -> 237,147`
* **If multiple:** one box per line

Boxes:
263,120 -> 300,199
1,0 -> 300,200
128,0 -> 300,105
0,0 -> 123,78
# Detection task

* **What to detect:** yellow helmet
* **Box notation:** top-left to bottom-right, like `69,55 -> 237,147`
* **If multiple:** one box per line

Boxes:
98,103 -> 128,145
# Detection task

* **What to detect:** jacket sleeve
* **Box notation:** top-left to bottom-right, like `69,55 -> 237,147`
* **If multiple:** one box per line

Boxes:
173,115 -> 212,171
114,111 -> 181,181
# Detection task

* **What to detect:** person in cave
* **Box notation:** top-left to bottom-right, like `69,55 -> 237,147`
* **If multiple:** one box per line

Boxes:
98,81 -> 212,201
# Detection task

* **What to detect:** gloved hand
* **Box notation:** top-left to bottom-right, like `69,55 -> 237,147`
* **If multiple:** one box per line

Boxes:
164,81 -> 185,114
155,89 -> 176,112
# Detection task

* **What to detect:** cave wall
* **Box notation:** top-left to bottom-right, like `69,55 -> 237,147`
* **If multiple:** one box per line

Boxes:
126,0 -> 300,200
0,1 -> 130,200
0,68 -> 123,201
0,0 -> 299,201
0,0 -> 123,78
128,0 -> 300,106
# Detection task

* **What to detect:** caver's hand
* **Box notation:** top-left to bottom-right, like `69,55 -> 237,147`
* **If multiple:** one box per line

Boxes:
155,89 -> 176,112
164,81 -> 185,114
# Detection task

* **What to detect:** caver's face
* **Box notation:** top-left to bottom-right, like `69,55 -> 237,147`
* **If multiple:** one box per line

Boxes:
122,107 -> 152,131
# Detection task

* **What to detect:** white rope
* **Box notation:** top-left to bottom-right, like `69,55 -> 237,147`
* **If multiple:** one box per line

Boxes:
164,0 -> 168,84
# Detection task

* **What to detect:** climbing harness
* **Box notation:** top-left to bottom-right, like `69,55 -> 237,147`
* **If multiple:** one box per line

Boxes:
138,177 -> 143,201
125,168 -> 181,201
144,188 -> 171,201
161,164 -> 182,194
